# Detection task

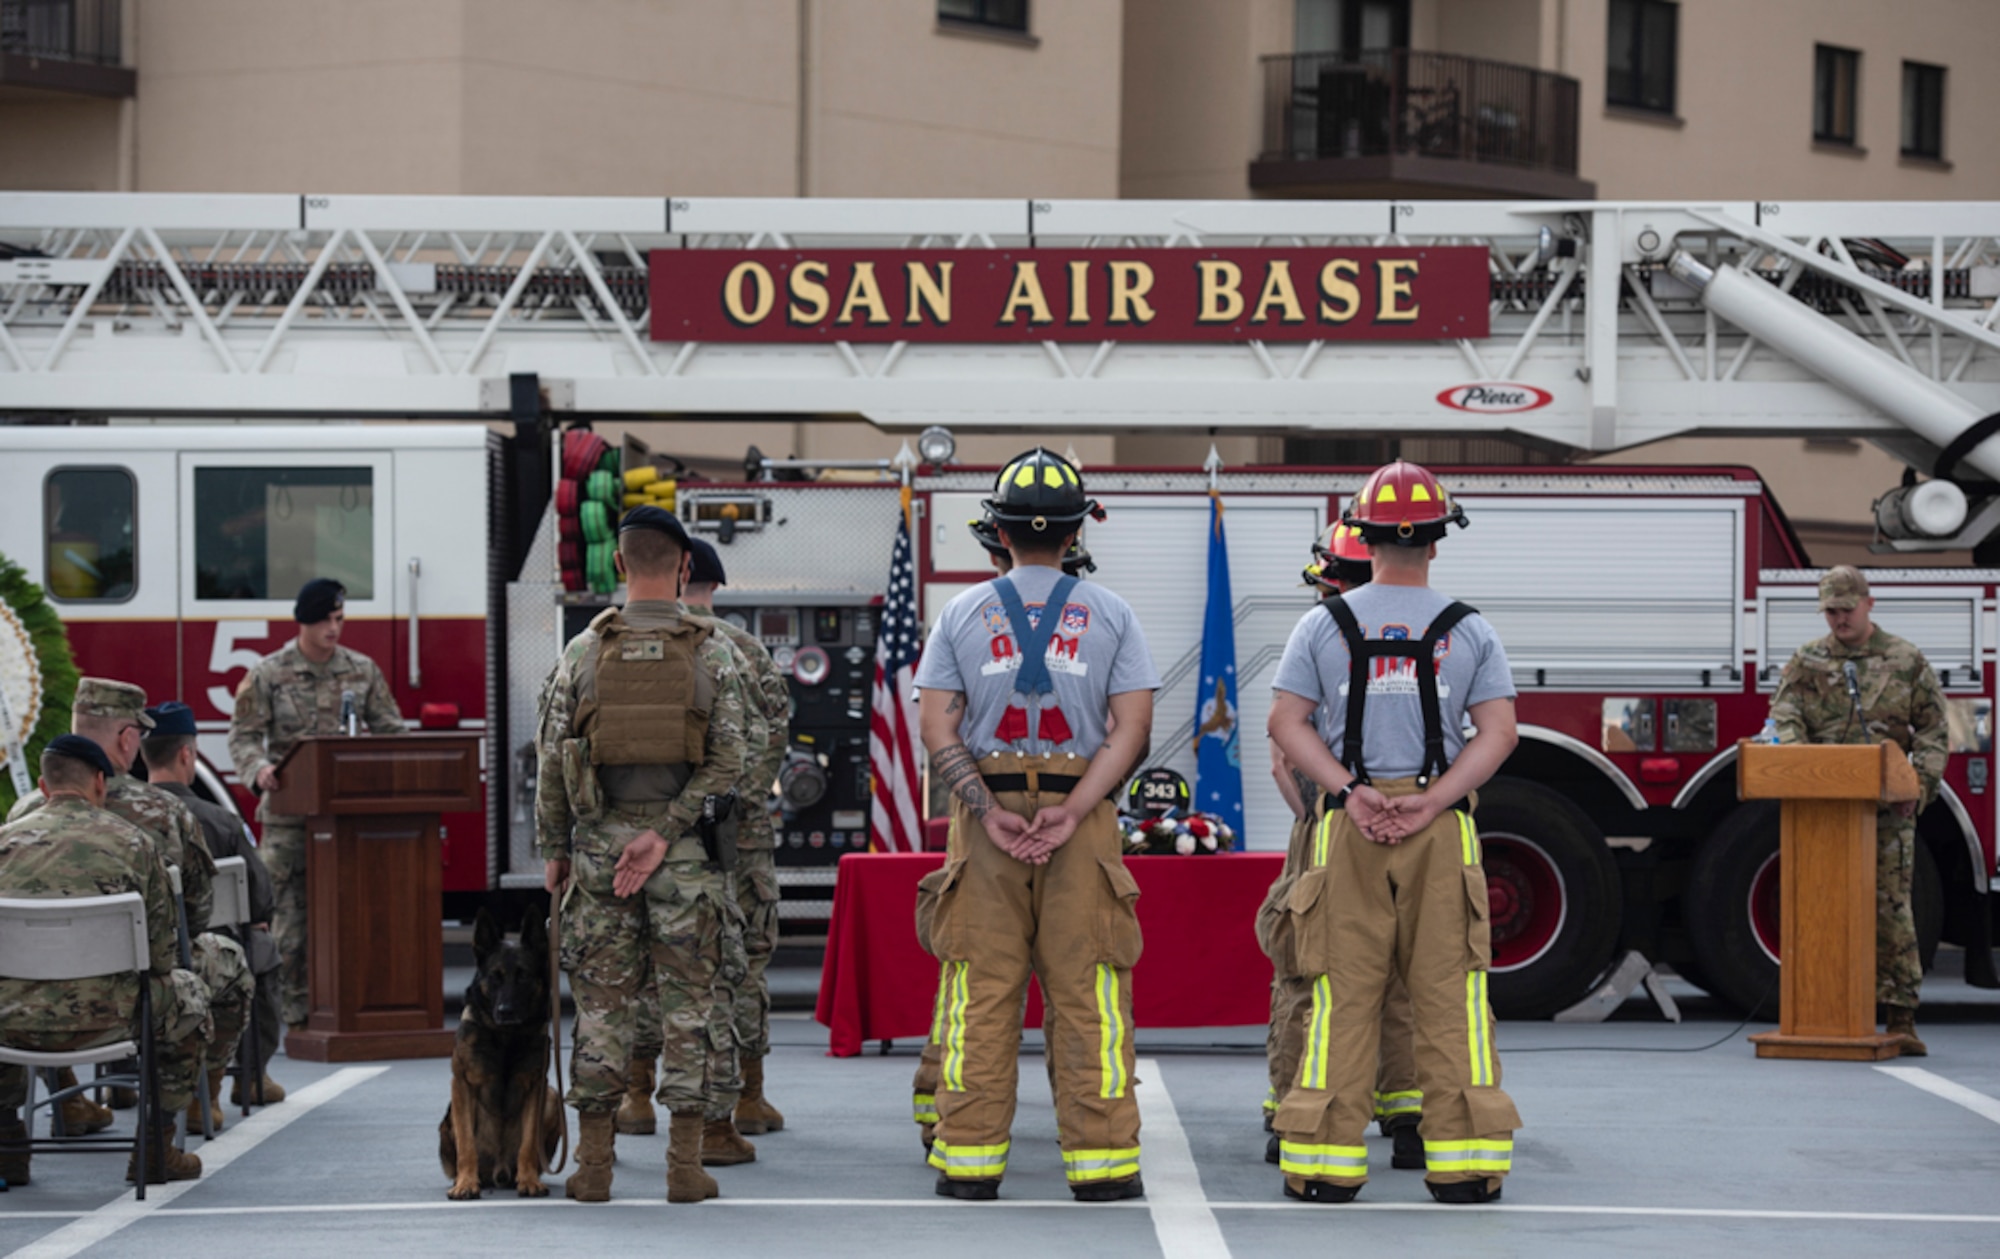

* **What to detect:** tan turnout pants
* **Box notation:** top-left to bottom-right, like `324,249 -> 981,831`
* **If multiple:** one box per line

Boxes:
1275,778 -> 1519,1192
1259,817 -> 1422,1134
925,753 -> 1142,1187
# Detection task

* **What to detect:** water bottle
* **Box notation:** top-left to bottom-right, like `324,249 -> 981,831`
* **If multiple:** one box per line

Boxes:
1754,717 -> 1780,745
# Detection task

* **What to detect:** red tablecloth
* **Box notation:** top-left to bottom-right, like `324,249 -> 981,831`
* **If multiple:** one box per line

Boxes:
814,851 -> 1284,1057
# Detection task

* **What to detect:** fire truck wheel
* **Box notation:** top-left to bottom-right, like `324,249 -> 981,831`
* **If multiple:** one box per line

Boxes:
1477,776 -> 1623,1020
1686,803 -> 1945,1014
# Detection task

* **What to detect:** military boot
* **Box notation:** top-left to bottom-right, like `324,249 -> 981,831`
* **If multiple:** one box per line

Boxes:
666,1111 -> 719,1203
563,1110 -> 615,1202
700,1115 -> 756,1166
616,1058 -> 657,1136
734,1054 -> 785,1135
185,1068 -> 226,1134
1885,1006 -> 1929,1057
231,1073 -> 285,1105
127,1118 -> 202,1184
0,1113 -> 29,1186
54,1068 -> 113,1135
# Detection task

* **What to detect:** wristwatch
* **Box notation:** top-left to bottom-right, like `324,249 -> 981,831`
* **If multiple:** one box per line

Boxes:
1331,781 -> 1356,807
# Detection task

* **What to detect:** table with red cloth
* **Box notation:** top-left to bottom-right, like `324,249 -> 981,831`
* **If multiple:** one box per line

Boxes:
815,851 -> 1284,1057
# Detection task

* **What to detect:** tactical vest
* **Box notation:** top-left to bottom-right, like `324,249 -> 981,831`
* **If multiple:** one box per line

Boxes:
576,607 -> 714,767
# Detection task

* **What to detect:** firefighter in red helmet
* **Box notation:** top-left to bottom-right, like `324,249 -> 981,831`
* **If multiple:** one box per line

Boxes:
1260,520 -> 1426,1171
1267,460 -> 1521,1205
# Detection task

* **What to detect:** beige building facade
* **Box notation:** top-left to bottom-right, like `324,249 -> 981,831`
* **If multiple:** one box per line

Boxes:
4,0 -> 1998,561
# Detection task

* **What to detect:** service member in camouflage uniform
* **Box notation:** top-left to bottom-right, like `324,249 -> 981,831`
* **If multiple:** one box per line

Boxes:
537,505 -> 751,1204
8,679 -> 251,1135
1771,565 -> 1948,1056
0,736 -> 212,1186
227,578 -> 406,1031
145,701 -> 287,1114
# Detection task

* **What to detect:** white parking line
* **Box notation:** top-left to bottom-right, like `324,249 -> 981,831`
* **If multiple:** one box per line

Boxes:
5,1066 -> 387,1259
1876,1065 -> 2000,1127
1134,1056 -> 1232,1259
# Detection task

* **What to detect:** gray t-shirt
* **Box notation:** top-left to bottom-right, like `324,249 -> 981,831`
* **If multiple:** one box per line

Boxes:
1271,583 -> 1515,779
915,565 -> 1161,759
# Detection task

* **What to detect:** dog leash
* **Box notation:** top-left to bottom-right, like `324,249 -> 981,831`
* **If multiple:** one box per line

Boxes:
546,880 -> 570,1175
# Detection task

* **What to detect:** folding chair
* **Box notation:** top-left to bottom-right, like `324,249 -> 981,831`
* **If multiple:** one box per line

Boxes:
205,856 -> 266,1116
0,892 -> 163,1199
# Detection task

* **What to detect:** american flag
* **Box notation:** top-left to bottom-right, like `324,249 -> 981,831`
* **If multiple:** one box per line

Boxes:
869,493 -> 923,853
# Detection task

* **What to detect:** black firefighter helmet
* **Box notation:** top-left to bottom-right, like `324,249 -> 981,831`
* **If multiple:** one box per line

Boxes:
969,513 -> 1098,576
983,447 -> 1100,540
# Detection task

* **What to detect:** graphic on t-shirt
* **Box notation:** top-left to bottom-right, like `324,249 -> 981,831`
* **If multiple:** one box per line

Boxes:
1339,620 -> 1454,698
977,599 -> 1092,679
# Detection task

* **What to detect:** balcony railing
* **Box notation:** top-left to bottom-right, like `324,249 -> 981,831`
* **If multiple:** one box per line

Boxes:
0,0 -> 122,66
1259,48 -> 1581,179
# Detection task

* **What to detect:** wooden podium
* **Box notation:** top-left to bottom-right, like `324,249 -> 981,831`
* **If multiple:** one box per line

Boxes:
267,733 -> 480,1062
1737,740 -> 1920,1061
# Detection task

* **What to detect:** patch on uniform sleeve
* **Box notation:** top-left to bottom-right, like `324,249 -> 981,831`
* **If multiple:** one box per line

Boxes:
622,640 -> 665,661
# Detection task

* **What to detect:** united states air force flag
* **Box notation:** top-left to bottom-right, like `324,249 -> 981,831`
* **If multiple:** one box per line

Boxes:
1193,491 -> 1245,845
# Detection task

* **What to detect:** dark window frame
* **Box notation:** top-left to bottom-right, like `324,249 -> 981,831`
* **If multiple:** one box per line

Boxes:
1605,0 -> 1678,115
1814,43 -> 1862,146
937,0 -> 1028,34
191,464 -> 377,603
43,465 -> 138,604
1901,60 -> 1945,159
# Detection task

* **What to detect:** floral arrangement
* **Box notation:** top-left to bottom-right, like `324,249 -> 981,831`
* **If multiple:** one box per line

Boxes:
1119,810 -> 1236,856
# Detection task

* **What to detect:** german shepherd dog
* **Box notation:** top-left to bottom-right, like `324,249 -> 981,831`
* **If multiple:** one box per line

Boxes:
439,908 -> 565,1199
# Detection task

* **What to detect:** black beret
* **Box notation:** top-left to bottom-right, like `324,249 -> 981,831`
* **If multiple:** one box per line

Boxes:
294,578 -> 346,624
143,701 -> 199,739
45,734 -> 115,778
618,505 -> 691,548
686,536 -> 727,586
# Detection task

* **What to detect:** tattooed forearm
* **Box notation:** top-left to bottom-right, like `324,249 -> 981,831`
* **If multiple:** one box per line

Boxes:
1291,768 -> 1318,810
931,742 -> 994,819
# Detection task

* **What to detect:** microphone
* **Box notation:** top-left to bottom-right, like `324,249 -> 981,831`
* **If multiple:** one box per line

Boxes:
1842,661 -> 1864,713
340,689 -> 357,736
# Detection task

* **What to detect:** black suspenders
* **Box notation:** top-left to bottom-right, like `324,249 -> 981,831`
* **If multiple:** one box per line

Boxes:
1319,594 -> 1478,788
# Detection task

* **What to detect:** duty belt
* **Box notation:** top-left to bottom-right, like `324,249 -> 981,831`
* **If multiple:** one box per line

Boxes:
983,772 -> 1081,794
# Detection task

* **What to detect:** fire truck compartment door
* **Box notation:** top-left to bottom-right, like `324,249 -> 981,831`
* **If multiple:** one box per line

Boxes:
1758,584 -> 1981,692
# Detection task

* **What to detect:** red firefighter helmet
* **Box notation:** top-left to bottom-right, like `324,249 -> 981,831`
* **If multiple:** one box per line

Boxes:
1341,459 -> 1467,546
1304,523 -> 1372,594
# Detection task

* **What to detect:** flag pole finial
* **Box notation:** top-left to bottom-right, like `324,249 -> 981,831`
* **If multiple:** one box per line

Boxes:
1204,443 -> 1224,493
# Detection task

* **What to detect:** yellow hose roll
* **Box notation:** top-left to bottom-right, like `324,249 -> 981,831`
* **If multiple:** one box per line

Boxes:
624,465 -> 660,490
623,493 -> 650,507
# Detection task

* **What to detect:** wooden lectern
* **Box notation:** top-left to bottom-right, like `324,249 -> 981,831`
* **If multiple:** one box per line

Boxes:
1737,740 -> 1921,1061
267,733 -> 480,1062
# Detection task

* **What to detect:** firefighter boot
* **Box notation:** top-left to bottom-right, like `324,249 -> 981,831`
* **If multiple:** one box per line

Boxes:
1285,1176 -> 1360,1204
1388,1117 -> 1424,1170
734,1054 -> 784,1135
563,1111 -> 615,1202
1429,1178 -> 1503,1204
55,1068 -> 113,1135
232,1074 -> 286,1105
127,1118 -> 202,1184
185,1068 -> 225,1134
667,1111 -> 719,1202
700,1116 -> 756,1166
616,1059 -> 657,1136
1,1113 -> 29,1186
1885,1006 -> 1929,1057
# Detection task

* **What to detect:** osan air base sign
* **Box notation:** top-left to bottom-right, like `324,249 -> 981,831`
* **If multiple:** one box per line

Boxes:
648,247 -> 1489,344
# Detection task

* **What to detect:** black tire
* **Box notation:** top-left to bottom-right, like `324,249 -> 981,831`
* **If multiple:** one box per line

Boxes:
1478,776 -> 1623,1020
1689,803 -> 1948,1014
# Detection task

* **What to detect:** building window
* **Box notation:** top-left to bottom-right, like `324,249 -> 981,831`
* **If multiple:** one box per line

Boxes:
938,0 -> 1027,33
43,468 -> 136,602
1606,0 -> 1676,114
193,467 -> 374,601
1814,44 -> 1861,145
1902,61 -> 1945,159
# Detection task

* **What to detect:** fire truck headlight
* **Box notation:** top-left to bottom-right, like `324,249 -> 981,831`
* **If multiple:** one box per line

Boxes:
917,425 -> 957,466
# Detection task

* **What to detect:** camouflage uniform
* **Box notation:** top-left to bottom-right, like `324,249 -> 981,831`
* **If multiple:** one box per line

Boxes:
0,799 -> 211,1114
227,640 -> 405,1026
536,599 -> 750,1118
9,775 -> 251,1080
1771,617 -> 1947,1011
157,780 -> 282,1077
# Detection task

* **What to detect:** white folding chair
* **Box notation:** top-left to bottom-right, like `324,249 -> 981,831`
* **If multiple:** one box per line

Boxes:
0,892 -> 161,1199
205,856 -> 267,1116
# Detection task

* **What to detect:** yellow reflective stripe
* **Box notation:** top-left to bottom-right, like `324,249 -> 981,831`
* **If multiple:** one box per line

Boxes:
928,972 -> 948,1041
1459,810 -> 1478,865
1300,974 -> 1331,1091
941,961 -> 970,1093
1424,1138 -> 1513,1173
1278,1141 -> 1368,1177
1063,1146 -> 1142,1182
1313,807 -> 1334,866
929,1138 -> 1011,1177
1372,1089 -> 1422,1117
1095,963 -> 1128,1099
1262,1084 -> 1279,1114
1464,971 -> 1494,1087
912,1093 -> 939,1124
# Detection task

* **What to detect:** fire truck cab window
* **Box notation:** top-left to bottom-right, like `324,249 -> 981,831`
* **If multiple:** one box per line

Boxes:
194,466 -> 374,601
44,468 -> 137,602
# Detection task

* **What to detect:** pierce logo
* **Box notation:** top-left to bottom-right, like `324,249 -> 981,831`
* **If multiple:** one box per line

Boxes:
1437,382 -> 1553,413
